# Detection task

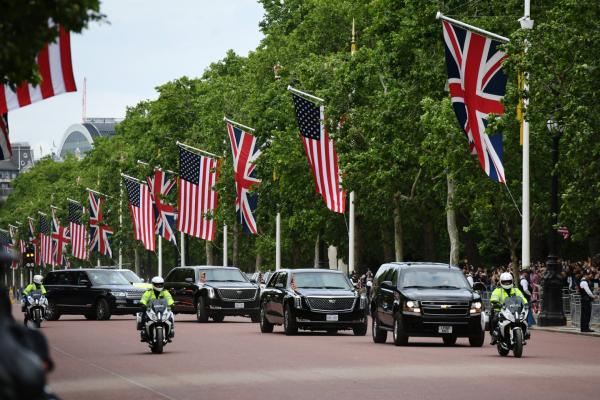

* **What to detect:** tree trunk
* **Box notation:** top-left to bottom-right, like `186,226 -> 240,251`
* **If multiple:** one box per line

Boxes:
205,241 -> 214,266
314,233 -> 320,268
134,247 -> 140,276
393,191 -> 404,262
447,173 -> 460,266
381,226 -> 394,262
423,218 -> 436,261
233,221 -> 239,267
255,252 -> 263,272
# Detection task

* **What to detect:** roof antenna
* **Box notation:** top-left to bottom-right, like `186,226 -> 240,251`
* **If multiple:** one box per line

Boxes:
82,77 -> 87,122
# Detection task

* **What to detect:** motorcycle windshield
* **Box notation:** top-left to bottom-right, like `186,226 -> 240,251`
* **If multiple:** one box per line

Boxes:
151,299 -> 168,313
503,296 -> 524,313
30,290 -> 42,300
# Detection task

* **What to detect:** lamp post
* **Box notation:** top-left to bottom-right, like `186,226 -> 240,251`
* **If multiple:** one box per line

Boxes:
538,119 -> 566,326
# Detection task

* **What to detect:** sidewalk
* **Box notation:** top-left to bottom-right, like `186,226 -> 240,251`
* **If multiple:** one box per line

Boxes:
531,319 -> 600,337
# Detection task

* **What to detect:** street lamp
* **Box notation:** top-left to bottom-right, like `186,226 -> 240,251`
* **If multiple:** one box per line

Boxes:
538,119 -> 566,326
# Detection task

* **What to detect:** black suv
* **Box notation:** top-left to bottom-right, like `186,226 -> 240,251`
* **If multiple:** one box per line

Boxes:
164,266 -> 260,323
259,269 -> 368,335
371,262 -> 485,346
43,268 -> 147,321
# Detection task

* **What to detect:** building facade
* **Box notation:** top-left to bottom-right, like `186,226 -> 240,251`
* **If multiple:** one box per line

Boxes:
57,117 -> 121,159
0,142 -> 35,201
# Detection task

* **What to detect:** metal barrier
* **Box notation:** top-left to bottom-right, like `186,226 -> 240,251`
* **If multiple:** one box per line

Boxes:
562,288 -> 571,316
569,294 -> 600,328
480,290 -> 491,311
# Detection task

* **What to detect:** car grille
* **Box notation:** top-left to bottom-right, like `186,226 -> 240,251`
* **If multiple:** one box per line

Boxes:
421,301 -> 469,316
218,288 -> 257,302
306,297 -> 356,313
125,289 -> 146,299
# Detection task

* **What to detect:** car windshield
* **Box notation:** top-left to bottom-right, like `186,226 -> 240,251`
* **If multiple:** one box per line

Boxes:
199,268 -> 248,283
87,270 -> 131,286
293,272 -> 352,290
119,270 -> 143,283
400,268 -> 470,290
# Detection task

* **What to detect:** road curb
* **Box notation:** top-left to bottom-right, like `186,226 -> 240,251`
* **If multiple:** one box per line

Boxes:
531,325 -> 600,338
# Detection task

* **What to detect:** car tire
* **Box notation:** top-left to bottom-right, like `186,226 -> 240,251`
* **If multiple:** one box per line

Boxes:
84,313 -> 96,320
442,335 -> 457,346
212,314 -> 225,323
353,319 -> 368,336
326,329 -> 338,335
45,301 -> 61,321
250,312 -> 260,323
469,328 -> 485,347
95,298 -> 111,321
392,314 -> 409,346
372,315 -> 387,343
196,297 -> 209,323
283,304 -> 298,336
259,306 -> 274,333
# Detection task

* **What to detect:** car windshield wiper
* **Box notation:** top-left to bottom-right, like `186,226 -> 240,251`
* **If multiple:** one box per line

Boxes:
430,285 -> 462,289
322,286 -> 348,289
401,285 -> 431,289
297,286 -> 322,289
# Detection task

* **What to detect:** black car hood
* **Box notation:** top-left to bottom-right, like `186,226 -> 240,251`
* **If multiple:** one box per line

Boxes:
203,281 -> 257,289
401,288 -> 478,302
296,288 -> 356,297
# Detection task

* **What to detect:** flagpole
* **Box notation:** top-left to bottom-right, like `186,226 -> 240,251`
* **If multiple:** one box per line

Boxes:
119,170 -> 123,269
180,231 -> 185,267
349,192 -> 355,275
158,236 -> 162,277
436,12 -> 510,43
275,212 -> 281,270
176,141 -> 221,159
287,86 -> 324,103
520,1 -> 533,270
223,117 -> 256,132
223,224 -> 228,266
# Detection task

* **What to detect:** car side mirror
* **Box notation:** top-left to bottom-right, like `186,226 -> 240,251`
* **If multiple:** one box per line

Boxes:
184,277 -> 194,283
80,280 -> 91,287
250,279 -> 257,284
381,280 -> 394,289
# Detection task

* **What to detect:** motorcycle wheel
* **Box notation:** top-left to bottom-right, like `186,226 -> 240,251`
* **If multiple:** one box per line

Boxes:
45,301 -> 61,321
513,328 -> 524,358
496,341 -> 510,357
152,328 -> 164,354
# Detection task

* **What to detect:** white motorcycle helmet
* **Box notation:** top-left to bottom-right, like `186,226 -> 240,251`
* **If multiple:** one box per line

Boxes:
151,276 -> 165,292
33,275 -> 43,285
500,272 -> 513,290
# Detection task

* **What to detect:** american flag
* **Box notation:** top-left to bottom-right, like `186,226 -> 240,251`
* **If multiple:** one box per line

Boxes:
124,176 -> 155,251
147,169 -> 177,245
227,122 -> 261,234
8,224 -> 18,269
177,146 -> 219,241
0,26 -> 76,115
51,208 -> 69,267
0,113 -> 11,160
291,92 -> 346,213
28,217 -> 39,265
69,200 -> 88,260
442,20 -> 508,183
39,214 -> 53,267
88,191 -> 114,258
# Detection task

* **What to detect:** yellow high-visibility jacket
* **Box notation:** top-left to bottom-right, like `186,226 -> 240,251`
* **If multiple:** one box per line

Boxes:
139,289 -> 174,308
23,283 -> 46,296
490,287 -> 527,310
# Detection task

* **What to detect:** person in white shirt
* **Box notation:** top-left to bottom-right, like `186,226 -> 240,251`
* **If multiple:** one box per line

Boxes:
580,270 -> 597,332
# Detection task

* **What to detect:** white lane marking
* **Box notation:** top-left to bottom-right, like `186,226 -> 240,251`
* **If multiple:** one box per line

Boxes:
51,345 -> 179,400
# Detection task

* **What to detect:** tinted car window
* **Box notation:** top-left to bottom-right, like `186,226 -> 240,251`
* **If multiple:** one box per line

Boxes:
165,269 -> 179,283
43,273 -> 57,285
119,270 -> 143,283
54,271 -> 76,285
276,272 -> 287,287
87,270 -> 130,285
197,268 -> 248,283
183,269 -> 195,281
75,272 -> 89,285
266,273 -> 278,288
400,268 -> 469,289
292,272 -> 352,290
375,266 -> 388,285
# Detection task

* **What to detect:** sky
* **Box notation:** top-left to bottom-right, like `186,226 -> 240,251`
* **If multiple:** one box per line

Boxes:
9,0 -> 265,158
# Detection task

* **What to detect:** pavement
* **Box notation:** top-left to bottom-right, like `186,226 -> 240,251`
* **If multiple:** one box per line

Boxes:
14,305 -> 600,400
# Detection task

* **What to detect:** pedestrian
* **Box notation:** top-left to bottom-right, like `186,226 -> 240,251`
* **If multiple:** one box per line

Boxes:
579,269 -> 597,333
519,270 -> 535,326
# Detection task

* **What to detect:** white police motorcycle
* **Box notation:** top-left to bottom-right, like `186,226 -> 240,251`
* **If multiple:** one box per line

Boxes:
138,299 -> 174,354
24,290 -> 48,329
495,296 -> 529,358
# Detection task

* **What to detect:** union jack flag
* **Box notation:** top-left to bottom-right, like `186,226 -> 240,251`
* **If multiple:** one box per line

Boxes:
8,224 -> 19,269
28,217 -> 39,265
227,122 -> 261,235
88,191 -> 113,258
0,113 -> 11,160
51,208 -> 69,267
147,169 -> 177,245
442,20 -> 508,183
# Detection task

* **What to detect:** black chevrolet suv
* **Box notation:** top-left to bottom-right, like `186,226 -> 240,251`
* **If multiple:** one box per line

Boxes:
259,269 -> 368,335
164,266 -> 260,323
43,268 -> 147,321
371,262 -> 485,346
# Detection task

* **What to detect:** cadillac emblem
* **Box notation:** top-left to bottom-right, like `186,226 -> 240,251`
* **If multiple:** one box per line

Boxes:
328,299 -> 336,304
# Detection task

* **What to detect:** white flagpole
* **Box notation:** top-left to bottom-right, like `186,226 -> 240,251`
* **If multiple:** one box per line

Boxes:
275,213 -> 281,270
119,170 -> 123,269
520,0 -> 533,270
180,231 -> 185,267
20,270 -> 23,289
349,191 -> 355,275
223,224 -> 228,266
158,236 -> 162,277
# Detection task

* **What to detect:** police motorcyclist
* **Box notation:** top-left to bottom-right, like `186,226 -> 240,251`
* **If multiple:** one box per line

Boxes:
138,277 -> 175,341
22,275 -> 47,324
489,272 -> 528,344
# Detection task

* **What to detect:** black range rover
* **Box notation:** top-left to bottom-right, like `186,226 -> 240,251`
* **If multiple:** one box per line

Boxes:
43,268 -> 147,321
164,266 -> 260,322
371,262 -> 485,346
259,269 -> 368,335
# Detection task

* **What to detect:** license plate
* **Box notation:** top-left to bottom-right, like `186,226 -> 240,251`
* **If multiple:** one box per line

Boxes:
235,303 -> 244,309
438,325 -> 453,334
326,314 -> 338,322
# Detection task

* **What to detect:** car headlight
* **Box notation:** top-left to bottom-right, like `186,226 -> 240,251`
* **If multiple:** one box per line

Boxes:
293,294 -> 302,309
470,301 -> 482,314
359,294 -> 367,309
112,291 -> 127,298
206,287 -> 215,298
403,300 -> 420,313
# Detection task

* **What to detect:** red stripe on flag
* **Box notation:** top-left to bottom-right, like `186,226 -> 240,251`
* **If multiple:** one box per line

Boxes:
0,86 -> 7,114
59,28 -> 77,92
38,44 -> 55,98
16,82 -> 32,107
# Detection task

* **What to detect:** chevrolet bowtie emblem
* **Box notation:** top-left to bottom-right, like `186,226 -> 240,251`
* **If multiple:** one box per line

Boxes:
236,290 -> 242,294
328,299 -> 336,303
441,305 -> 450,309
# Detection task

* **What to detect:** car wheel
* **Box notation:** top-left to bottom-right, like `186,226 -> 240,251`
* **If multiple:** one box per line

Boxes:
95,298 -> 111,321
469,328 -> 485,347
212,314 -> 225,323
372,315 -> 387,343
84,313 -> 96,320
260,306 -> 274,333
392,314 -> 409,346
353,319 -> 368,336
250,312 -> 260,323
283,304 -> 298,336
442,335 -> 457,346
45,301 -> 61,321
326,329 -> 338,335
196,297 -> 209,323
